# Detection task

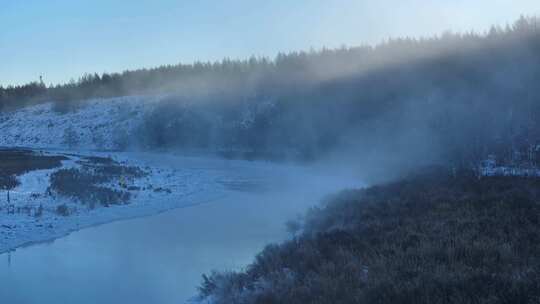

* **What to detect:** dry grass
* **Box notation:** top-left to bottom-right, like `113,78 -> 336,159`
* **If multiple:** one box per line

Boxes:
0,149 -> 66,190
49,157 -> 146,208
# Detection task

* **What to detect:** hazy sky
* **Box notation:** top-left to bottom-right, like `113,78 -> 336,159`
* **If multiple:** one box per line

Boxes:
1,0 -> 538,86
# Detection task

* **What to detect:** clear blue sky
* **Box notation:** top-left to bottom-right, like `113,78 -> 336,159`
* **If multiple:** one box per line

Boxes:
1,0 -> 538,86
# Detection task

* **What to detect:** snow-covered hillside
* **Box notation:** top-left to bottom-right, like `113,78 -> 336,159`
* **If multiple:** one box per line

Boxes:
0,95 -> 285,157
0,96 -> 159,150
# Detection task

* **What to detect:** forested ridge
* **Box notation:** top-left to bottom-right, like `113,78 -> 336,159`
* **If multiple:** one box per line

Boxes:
2,16 -> 540,175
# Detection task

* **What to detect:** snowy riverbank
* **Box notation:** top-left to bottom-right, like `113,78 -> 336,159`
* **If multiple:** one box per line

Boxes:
1,150 -> 301,255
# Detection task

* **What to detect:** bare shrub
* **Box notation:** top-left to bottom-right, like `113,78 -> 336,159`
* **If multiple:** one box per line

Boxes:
56,204 -> 69,216
50,168 -> 131,206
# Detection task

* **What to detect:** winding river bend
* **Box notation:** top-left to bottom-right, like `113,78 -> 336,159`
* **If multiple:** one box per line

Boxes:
0,153 -> 358,303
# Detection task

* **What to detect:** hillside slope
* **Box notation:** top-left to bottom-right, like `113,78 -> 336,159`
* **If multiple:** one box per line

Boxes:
0,96 -> 158,150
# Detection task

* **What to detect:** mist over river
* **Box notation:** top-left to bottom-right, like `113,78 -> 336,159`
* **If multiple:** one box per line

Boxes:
0,153 -> 360,303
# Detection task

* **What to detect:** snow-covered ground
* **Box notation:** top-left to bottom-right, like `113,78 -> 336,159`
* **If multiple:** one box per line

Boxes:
0,96 -> 159,150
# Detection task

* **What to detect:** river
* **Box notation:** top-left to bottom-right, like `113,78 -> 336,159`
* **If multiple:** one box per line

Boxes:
0,154 -> 359,303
